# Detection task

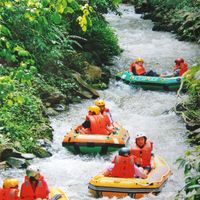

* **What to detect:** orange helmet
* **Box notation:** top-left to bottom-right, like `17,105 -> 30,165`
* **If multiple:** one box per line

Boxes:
95,99 -> 105,107
88,105 -> 100,115
3,178 -> 19,188
134,58 -> 144,63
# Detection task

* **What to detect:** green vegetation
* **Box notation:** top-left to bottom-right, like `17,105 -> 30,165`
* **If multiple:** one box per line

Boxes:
0,0 -> 121,154
175,64 -> 200,200
130,0 -> 200,43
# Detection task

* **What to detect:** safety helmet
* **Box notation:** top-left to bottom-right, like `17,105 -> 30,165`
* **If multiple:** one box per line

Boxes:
118,147 -> 130,156
175,58 -> 184,64
135,133 -> 147,141
3,178 -> 19,189
95,99 -> 105,107
26,166 -> 40,178
134,58 -> 144,63
88,105 -> 100,115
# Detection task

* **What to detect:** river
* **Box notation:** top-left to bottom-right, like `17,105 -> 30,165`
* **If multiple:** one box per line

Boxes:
1,4 -> 200,200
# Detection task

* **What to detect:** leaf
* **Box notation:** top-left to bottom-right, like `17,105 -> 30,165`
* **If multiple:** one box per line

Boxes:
188,185 -> 200,189
0,25 -> 11,37
16,95 -> 24,105
7,99 -> 13,107
51,12 -> 62,24
65,7 -> 74,14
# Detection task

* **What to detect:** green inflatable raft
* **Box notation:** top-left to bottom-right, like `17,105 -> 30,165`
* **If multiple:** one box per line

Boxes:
116,71 -> 183,91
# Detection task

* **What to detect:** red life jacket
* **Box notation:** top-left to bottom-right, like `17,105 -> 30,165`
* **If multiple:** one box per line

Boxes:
130,63 -> 146,75
83,115 -> 110,135
20,176 -> 49,200
174,63 -> 188,76
110,155 -> 135,178
0,188 -> 20,200
102,108 -> 112,126
130,140 -> 153,167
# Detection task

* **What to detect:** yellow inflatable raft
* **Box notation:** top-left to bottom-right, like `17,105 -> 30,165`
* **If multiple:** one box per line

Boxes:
88,156 -> 171,199
49,187 -> 69,200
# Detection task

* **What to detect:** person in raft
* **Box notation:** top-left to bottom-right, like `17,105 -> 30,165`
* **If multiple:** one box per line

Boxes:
104,147 -> 147,179
20,166 -> 49,200
75,105 -> 112,135
130,134 -> 155,174
0,178 -> 20,200
130,57 -> 159,77
173,58 -> 188,76
95,99 -> 113,127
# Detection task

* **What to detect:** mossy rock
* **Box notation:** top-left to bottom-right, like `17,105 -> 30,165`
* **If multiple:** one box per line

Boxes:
32,146 -> 52,158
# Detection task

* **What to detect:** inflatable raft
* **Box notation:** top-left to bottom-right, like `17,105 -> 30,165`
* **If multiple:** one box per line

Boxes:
88,156 -> 171,198
49,187 -> 69,200
116,71 -> 183,91
62,122 -> 129,154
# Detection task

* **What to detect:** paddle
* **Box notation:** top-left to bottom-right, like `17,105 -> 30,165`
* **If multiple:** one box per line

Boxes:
50,194 -> 62,200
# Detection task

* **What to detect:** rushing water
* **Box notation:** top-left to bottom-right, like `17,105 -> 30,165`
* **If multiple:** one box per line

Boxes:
1,4 -> 200,200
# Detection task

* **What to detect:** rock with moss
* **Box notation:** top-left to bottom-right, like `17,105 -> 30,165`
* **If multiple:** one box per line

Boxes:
6,157 -> 30,169
32,146 -> 52,158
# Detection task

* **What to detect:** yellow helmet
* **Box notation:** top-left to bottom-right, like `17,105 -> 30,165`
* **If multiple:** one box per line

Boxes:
88,105 -> 100,115
95,99 -> 105,107
3,178 -> 19,188
134,58 -> 144,63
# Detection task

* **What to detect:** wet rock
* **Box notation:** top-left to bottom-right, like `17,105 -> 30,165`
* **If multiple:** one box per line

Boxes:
6,157 -> 30,169
36,138 -> 52,148
73,73 -> 99,99
32,146 -> 52,158
43,91 -> 65,106
75,90 -> 93,99
54,104 -> 66,112
0,161 -> 7,170
21,153 -> 35,160
45,107 -> 59,116
186,124 -> 200,132
84,62 -> 103,82
0,146 -> 14,161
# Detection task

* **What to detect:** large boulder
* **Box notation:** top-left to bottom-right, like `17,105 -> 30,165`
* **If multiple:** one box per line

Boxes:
6,157 -> 30,168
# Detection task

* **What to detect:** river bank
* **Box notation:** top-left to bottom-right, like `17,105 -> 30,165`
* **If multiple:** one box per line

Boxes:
0,1 -> 121,168
175,64 -> 200,200
125,0 -> 200,43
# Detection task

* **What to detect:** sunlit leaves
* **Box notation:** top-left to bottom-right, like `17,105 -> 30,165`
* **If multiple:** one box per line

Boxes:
77,4 -> 93,32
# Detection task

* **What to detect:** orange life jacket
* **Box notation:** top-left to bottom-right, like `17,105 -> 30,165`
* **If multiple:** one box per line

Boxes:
20,176 -> 49,200
0,188 -> 20,200
83,115 -> 110,135
130,140 -> 153,167
130,63 -> 146,75
174,63 -> 188,76
110,155 -> 135,178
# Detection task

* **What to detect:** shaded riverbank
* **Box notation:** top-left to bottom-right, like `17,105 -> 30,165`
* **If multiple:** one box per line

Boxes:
125,0 -> 200,43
